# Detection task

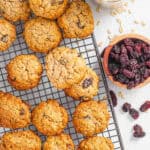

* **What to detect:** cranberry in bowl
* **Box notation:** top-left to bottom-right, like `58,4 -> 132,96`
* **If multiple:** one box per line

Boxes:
103,34 -> 150,89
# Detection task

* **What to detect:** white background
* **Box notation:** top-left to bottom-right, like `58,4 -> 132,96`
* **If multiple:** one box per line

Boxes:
88,0 -> 150,150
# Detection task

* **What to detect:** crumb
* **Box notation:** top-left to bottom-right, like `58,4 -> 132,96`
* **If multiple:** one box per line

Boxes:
107,29 -> 111,34
96,5 -> 101,13
128,9 -> 131,14
131,29 -> 136,33
118,91 -> 124,99
141,21 -> 146,27
97,41 -> 103,47
96,20 -> 100,26
134,20 -> 139,24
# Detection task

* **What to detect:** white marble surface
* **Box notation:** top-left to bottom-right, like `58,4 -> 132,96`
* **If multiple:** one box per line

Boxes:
88,0 -> 150,149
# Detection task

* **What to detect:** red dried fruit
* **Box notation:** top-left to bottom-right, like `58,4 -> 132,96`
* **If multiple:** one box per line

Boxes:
108,38 -> 150,89
109,90 -> 117,107
140,101 -> 150,112
129,108 -> 139,119
133,124 -> 146,138
82,78 -> 93,88
122,102 -> 131,112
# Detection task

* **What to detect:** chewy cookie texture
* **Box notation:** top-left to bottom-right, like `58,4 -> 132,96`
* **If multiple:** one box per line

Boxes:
73,100 -> 110,137
57,0 -> 94,38
43,133 -> 75,150
46,47 -> 87,89
6,54 -> 43,90
32,99 -> 68,136
0,130 -> 41,150
78,136 -> 114,150
29,0 -> 68,20
65,67 -> 99,101
0,0 -> 30,22
0,91 -> 31,129
0,19 -> 16,51
24,18 -> 62,53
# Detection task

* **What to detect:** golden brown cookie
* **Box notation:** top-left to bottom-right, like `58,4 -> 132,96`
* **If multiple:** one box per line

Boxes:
0,19 -> 16,51
65,67 -> 99,101
73,100 -> 110,137
32,100 -> 68,136
43,133 -> 75,150
77,136 -> 114,150
57,0 -> 94,38
0,130 -> 41,150
29,0 -> 68,20
0,0 -> 30,22
24,18 -> 62,53
0,91 -> 31,129
46,47 -> 87,89
6,54 -> 43,90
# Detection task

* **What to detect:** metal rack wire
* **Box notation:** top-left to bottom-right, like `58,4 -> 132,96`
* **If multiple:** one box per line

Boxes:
0,21 -> 124,149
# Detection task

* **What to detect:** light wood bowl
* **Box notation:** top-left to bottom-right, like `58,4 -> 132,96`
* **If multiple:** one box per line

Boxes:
103,34 -> 150,89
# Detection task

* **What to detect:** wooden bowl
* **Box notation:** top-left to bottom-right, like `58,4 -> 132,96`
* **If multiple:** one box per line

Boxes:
103,34 -> 150,89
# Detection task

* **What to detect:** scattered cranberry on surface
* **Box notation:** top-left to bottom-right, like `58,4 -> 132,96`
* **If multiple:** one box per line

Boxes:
122,102 -> 131,112
140,101 -> 150,112
108,38 -> 150,89
133,124 -> 146,138
109,90 -> 117,107
129,108 -> 139,120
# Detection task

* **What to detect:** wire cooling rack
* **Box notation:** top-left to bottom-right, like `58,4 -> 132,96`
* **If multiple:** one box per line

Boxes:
0,21 -> 124,150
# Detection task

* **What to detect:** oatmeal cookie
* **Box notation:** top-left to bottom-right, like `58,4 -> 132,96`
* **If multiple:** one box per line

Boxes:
29,0 -> 68,20
0,91 -> 31,129
57,0 -> 94,38
24,18 -> 62,53
0,19 -> 16,51
73,100 -> 110,137
77,136 -> 114,150
0,0 -> 30,22
32,100 -> 68,136
65,67 -> 99,101
0,130 -> 41,150
6,54 -> 43,90
46,47 -> 87,89
43,133 -> 75,150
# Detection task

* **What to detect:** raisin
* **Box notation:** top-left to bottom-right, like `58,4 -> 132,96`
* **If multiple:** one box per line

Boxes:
109,90 -> 117,107
82,78 -> 93,88
140,101 -> 150,112
133,124 -> 146,138
1,34 -> 8,43
77,21 -> 85,29
122,102 -> 131,112
19,108 -> 25,115
129,108 -> 139,119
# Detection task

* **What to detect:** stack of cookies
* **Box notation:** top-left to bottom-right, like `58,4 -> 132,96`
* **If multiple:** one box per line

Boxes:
0,0 -> 114,149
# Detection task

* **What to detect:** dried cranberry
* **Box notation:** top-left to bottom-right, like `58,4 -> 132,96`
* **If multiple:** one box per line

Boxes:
122,102 -> 131,112
121,45 -> 127,54
109,90 -> 117,107
140,101 -> 150,112
134,131 -> 145,138
82,78 -> 93,88
113,45 -> 121,54
124,38 -> 134,46
109,63 -> 119,75
145,61 -> 150,68
129,108 -> 139,119
133,124 -> 146,138
110,52 -> 120,62
134,43 -> 142,54
120,54 -> 129,66
122,69 -> 135,79
143,46 -> 150,54
127,81 -> 135,89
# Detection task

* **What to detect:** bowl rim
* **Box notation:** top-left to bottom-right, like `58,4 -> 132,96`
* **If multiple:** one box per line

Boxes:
103,33 -> 150,89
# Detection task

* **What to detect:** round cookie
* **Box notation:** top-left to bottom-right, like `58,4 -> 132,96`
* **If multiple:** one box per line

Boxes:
77,136 -> 114,150
65,67 -> 99,101
0,130 -> 41,150
46,47 -> 87,89
73,100 -> 110,137
0,19 -> 16,51
6,54 -> 43,90
24,18 -> 62,53
0,91 -> 31,129
57,0 -> 94,38
29,0 -> 68,20
43,133 -> 75,150
0,0 -> 30,22
31,100 -> 68,136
